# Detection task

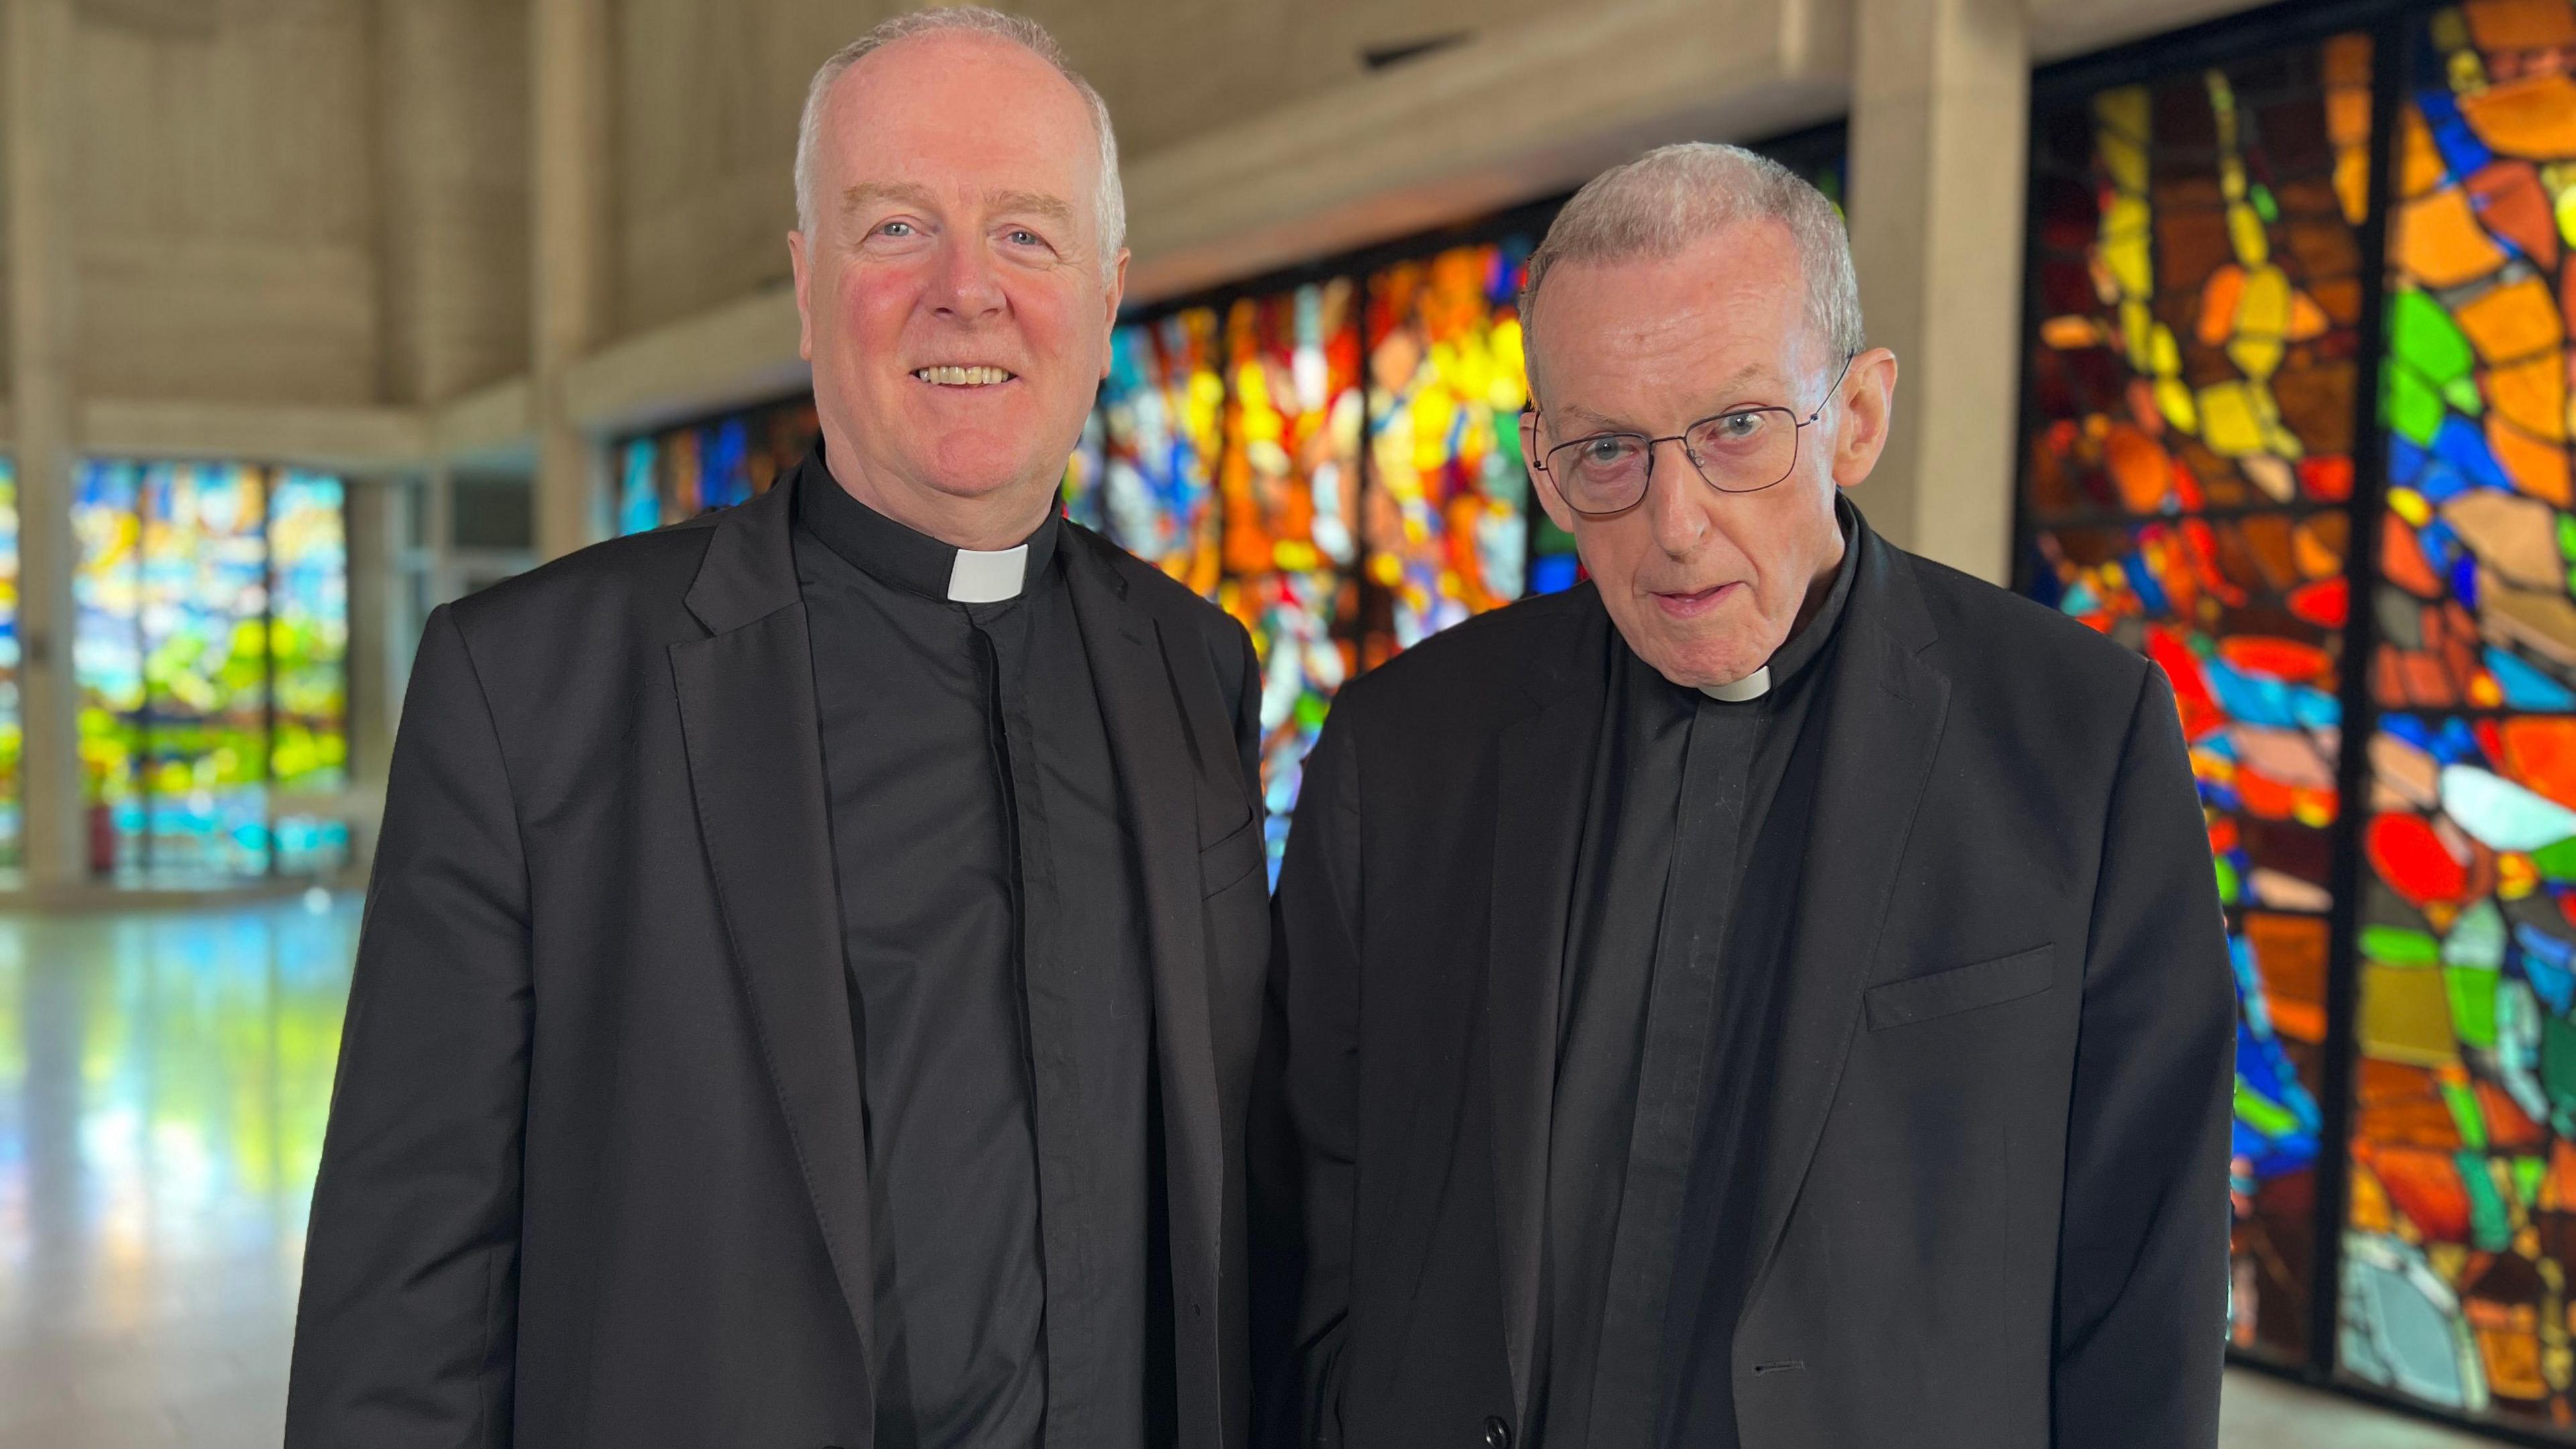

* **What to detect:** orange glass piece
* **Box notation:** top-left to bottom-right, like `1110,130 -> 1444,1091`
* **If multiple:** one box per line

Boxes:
2488,415 -> 2573,504
2381,511 -> 2449,598
2461,73 -> 2576,159
2400,108 -> 2449,199
2456,274 -> 2563,363
2360,1142 -> 2475,1242
2400,186 -> 2514,288
2498,718 -> 2576,810
2220,637 -> 2334,684
2103,425 -> 2174,512
2465,0 -> 2576,51
2469,159 -> 2561,270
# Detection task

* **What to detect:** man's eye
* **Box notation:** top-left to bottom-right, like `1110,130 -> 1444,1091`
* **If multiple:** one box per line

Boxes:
877,221 -> 913,237
1007,229 -> 1043,247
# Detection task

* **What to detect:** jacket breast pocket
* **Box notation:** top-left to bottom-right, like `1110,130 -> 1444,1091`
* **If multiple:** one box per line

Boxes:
1199,814 -> 1266,897
1865,945 -> 2056,1031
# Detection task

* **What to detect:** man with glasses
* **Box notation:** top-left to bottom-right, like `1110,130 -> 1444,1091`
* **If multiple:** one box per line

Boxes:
1253,143 -> 2233,1448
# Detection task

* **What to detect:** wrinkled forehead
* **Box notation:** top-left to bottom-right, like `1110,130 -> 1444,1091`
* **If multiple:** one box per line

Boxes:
1529,228 -> 1826,409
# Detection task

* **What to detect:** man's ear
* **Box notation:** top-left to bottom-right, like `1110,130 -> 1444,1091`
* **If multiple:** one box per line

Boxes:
788,229 -> 816,363
1523,411 -> 1578,535
1102,249 -> 1130,380
1831,347 -> 1900,490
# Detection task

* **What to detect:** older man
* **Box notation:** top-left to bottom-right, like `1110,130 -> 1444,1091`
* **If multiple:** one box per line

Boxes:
1255,143 -> 2234,1448
288,11 -> 1269,1448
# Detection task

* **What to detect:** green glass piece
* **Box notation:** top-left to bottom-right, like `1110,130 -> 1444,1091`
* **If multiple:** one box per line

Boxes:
2517,1154 -> 2547,1208
2385,364 -> 2447,448
2365,924 -> 2443,967
2559,514 -> 2576,566
2390,288 -> 2475,384
2441,376 -> 2485,417
2236,1079 -> 2302,1138
2544,1012 -> 2576,1116
2215,855 -> 2241,906
2536,837 -> 2576,882
2251,182 -> 2278,223
2446,900 -> 2508,971
2444,1076 -> 2491,1151
2462,1150 -> 2513,1252
2449,966 -> 2501,1050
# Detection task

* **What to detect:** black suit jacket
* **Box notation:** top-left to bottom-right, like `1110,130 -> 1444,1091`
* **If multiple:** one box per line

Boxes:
1254,515 -> 2236,1448
286,478 -> 1273,1449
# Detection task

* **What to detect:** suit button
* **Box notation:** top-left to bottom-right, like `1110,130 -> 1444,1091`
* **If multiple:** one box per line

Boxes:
1483,1416 -> 1511,1449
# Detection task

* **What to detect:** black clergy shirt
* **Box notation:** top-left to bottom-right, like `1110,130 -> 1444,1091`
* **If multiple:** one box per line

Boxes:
1531,500 -> 1859,1449
792,458 -> 1156,1449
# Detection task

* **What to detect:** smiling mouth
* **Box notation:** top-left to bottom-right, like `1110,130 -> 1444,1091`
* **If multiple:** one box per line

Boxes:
913,365 -> 1017,387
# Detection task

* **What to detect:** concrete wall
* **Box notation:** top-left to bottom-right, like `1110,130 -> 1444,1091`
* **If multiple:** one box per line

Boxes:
72,0 -> 384,405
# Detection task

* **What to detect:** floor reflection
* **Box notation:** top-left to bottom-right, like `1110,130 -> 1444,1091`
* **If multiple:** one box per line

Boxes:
0,892 -> 357,1449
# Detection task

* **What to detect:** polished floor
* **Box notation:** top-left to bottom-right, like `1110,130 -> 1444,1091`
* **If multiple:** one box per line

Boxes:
0,897 -> 2526,1446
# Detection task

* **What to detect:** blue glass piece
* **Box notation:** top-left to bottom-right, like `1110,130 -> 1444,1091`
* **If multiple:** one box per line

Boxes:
2387,435 -> 2428,488
2418,85 -> 2495,179
1530,553 -> 1581,594
2489,647 -> 2576,709
2202,657 -> 2301,728
2434,416 -> 2514,494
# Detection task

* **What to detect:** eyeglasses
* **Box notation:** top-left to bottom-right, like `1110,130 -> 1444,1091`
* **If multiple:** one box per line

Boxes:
1529,354 -> 1856,517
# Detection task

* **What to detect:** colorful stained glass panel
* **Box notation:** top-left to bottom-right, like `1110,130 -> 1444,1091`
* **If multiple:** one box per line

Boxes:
616,397 -> 820,535
1362,239 -> 1532,663
1096,309 -> 1224,592
2345,6 -> 2576,1428
1218,281 -> 1363,861
2020,32 -> 2374,1364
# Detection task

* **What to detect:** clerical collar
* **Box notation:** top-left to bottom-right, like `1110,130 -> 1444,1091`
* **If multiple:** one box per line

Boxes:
1695,496 -> 1861,703
796,453 -> 1060,602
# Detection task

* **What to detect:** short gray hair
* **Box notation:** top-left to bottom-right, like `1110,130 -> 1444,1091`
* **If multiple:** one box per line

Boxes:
794,7 -> 1126,277
1521,142 -> 1861,398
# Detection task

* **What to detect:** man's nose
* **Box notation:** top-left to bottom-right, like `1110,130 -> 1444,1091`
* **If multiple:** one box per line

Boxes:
928,235 -> 1006,318
1644,438 -> 1709,555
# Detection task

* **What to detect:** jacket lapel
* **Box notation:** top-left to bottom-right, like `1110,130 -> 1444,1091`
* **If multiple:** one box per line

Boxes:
667,480 -> 877,1362
1064,538 -> 1232,1444
1742,520 -> 1950,1313
1488,592 -> 1611,1424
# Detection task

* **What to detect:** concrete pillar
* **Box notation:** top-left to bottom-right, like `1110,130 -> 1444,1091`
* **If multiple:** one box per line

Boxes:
1843,0 -> 2032,584
6,0 -> 87,887
530,0 -> 609,561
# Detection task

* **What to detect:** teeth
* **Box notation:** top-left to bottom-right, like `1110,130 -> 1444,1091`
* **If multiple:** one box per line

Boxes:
914,365 -> 1014,386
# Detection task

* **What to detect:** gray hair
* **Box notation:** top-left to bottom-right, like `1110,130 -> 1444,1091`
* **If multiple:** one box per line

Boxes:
1521,142 -> 1862,398
793,7 -> 1126,277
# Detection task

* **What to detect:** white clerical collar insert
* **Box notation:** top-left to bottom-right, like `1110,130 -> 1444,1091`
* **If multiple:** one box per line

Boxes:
947,544 -> 1030,603
1701,665 -> 1772,702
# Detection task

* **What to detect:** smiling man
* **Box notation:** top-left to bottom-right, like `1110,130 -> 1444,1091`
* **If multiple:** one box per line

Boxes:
287,11 -> 1270,1448
1254,144 -> 2235,1448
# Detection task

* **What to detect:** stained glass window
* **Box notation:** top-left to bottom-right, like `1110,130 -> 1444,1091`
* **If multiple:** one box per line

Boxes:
1094,309 -> 1225,592
2343,3 -> 2576,1427
1217,282 -> 1364,859
616,396 -> 820,536
1363,240 -> 1533,661
2019,32 -> 2375,1366
72,462 -> 350,879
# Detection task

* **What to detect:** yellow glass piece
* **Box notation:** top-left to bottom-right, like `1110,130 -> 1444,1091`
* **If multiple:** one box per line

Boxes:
2472,672 -> 2508,708
2557,180 -> 2576,250
2226,201 -> 2270,268
2098,129 -> 2149,198
2360,963 -> 2462,1067
2148,321 -> 2182,378
2092,86 -> 2150,168
2155,378 -> 2199,433
2431,5 -> 2471,52
1273,538 -> 1320,572
2450,47 -> 2489,95
2101,197 -> 2153,298
2389,486 -> 2434,527
2503,849 -> 2541,900
2198,383 -> 2267,455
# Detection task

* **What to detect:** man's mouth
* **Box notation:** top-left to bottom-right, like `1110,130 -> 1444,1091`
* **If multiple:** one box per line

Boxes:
912,365 -> 1017,387
1650,582 -> 1741,619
